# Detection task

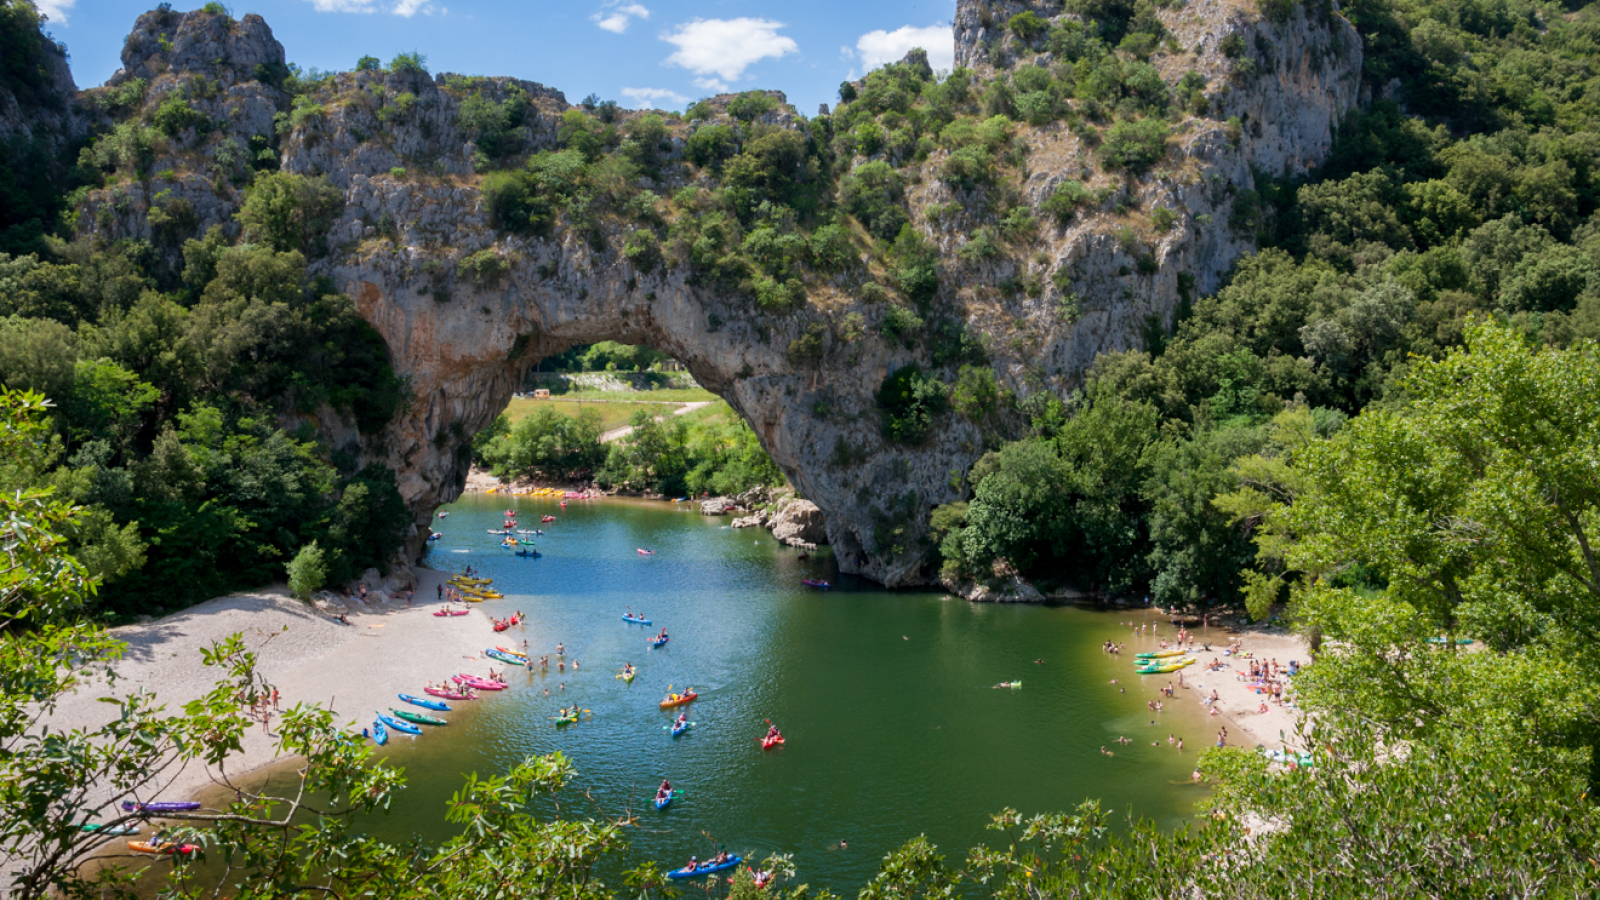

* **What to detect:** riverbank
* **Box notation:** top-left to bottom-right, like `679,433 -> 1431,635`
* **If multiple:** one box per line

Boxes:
34,566 -> 520,811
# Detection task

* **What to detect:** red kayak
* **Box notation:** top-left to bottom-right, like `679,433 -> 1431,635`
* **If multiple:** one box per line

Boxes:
541,515 -> 556,522
493,621 -> 512,632
433,609 -> 469,617
424,686 -> 471,700
761,734 -> 785,750
453,674 -> 507,690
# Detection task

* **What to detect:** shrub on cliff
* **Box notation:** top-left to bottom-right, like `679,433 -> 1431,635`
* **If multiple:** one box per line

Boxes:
838,161 -> 908,241
238,172 -> 344,257
1098,118 -> 1168,174
877,364 -> 948,445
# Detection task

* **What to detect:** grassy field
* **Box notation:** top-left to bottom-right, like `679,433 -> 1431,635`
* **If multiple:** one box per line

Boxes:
554,386 -> 719,403
504,397 -> 685,432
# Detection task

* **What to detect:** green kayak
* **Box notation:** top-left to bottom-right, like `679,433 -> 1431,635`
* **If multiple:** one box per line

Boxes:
390,708 -> 447,726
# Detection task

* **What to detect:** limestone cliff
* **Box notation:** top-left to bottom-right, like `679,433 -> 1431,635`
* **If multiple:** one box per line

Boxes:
63,2 -> 1361,587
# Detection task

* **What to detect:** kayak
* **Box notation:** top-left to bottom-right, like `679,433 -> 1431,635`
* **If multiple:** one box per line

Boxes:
1135,658 -> 1194,674
1264,748 -> 1316,766
122,801 -> 201,813
801,579 -> 831,590
450,577 -> 491,586
485,648 -> 526,666
493,621 -> 513,633
390,708 -> 447,726
670,720 -> 691,737
668,855 -> 742,879
454,674 -> 507,690
622,614 -> 653,625
494,645 -> 529,660
761,734 -> 785,750
128,840 -> 196,856
1134,649 -> 1186,659
553,712 -> 581,726
619,669 -> 636,683
994,681 -> 1021,688
424,686 -> 471,700
660,691 -> 698,709
649,635 -> 669,647
80,823 -> 140,835
432,609 -> 469,617
515,550 -> 541,558
378,713 -> 422,735
372,720 -> 388,745
654,793 -> 672,810
399,693 -> 449,711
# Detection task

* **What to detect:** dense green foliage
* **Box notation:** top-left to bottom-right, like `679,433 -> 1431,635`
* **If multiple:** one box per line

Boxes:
474,406 -> 606,482
536,340 -> 675,372
595,407 -> 786,497
0,211 -> 406,616
472,402 -> 784,498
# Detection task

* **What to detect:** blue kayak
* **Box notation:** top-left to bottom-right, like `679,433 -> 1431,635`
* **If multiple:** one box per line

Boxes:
655,792 -> 673,810
399,693 -> 449,712
671,720 -> 690,737
378,713 -> 421,735
372,721 -> 388,745
649,635 -> 669,647
668,856 -> 741,879
623,614 -> 653,625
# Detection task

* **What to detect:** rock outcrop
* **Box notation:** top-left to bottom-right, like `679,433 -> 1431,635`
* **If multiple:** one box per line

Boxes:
60,2 -> 1362,587
769,499 -> 827,548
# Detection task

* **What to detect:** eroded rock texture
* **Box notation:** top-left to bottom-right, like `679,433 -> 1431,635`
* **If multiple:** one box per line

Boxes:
70,2 -> 1361,586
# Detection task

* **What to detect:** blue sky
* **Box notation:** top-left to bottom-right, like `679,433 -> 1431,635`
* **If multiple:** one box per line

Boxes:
39,0 -> 959,115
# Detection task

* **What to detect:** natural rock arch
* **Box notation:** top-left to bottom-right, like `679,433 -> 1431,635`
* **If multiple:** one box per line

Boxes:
71,1 -> 1362,586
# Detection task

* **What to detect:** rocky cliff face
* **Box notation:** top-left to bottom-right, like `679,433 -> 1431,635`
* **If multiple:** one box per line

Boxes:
66,2 -> 1361,587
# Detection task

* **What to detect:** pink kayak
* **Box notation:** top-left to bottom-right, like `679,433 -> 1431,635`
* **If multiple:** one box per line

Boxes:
432,609 -> 469,617
425,686 -> 472,700
453,674 -> 507,690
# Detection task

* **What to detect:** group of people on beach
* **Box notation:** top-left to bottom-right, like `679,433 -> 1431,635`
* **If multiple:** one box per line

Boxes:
244,688 -> 280,733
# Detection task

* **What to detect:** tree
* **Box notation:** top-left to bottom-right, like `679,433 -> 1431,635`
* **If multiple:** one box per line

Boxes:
1273,320 -> 1600,787
286,540 -> 326,599
236,172 -> 344,257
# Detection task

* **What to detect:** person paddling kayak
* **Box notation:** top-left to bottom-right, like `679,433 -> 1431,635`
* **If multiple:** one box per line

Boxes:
675,712 -> 689,728
656,780 -> 671,802
765,724 -> 782,742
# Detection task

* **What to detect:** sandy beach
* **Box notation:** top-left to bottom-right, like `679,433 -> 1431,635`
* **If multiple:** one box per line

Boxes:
1128,624 -> 1312,754
33,565 -> 528,812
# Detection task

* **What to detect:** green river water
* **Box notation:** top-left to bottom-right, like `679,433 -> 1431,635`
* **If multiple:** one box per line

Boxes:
202,493 -> 1215,891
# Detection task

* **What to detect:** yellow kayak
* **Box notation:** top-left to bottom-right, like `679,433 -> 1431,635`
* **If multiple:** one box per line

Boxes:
1134,649 -> 1186,660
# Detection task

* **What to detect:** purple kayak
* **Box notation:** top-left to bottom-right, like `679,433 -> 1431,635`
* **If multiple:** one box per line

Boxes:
122,800 -> 201,813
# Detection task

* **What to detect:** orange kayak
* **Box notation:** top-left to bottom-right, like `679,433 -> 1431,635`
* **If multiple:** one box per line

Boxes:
659,691 -> 698,709
129,840 -> 196,856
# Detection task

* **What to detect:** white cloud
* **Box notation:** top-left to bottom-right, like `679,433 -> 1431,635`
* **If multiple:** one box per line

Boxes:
34,0 -> 75,25
305,0 -> 437,15
662,18 -> 797,85
593,2 -> 649,34
621,87 -> 689,109
854,24 -> 954,73
692,76 -> 729,93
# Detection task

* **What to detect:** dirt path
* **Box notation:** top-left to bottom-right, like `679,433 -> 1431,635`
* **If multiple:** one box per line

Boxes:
599,401 -> 714,443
